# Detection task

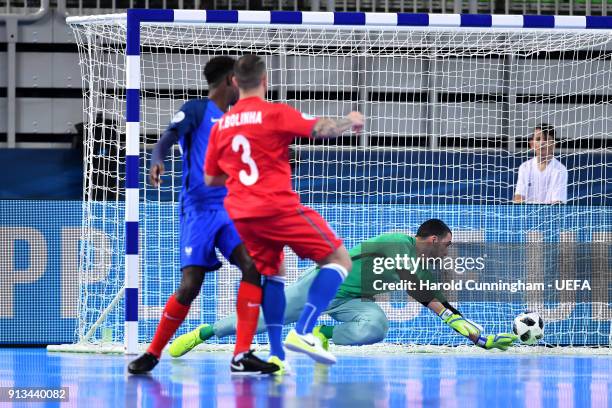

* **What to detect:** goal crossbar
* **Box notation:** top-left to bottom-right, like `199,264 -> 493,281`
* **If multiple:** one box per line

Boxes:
66,9 -> 612,30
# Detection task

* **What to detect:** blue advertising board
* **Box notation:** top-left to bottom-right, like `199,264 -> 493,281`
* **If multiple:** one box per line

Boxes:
1,200 -> 610,346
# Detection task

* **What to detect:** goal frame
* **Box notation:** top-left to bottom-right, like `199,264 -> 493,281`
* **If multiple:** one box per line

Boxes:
63,9 -> 612,355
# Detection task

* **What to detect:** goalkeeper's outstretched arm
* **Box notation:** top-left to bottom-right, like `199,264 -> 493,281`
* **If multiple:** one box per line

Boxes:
426,298 -> 518,351
398,269 -> 518,351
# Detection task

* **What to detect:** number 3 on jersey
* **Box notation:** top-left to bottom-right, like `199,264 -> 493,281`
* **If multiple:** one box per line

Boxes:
231,134 -> 259,186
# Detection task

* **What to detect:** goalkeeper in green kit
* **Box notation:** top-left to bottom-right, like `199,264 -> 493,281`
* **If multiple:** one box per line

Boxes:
169,219 -> 518,359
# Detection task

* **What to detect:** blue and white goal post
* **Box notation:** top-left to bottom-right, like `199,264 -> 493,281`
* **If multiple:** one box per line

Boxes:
50,9 -> 611,354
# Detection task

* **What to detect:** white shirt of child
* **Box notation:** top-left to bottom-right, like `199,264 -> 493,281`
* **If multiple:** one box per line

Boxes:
514,157 -> 568,203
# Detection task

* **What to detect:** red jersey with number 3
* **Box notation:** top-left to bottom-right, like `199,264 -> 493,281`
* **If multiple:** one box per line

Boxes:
205,96 -> 318,220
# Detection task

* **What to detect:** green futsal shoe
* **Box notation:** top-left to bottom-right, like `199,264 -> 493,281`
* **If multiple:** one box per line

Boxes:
168,324 -> 213,358
313,326 -> 330,351
267,355 -> 293,376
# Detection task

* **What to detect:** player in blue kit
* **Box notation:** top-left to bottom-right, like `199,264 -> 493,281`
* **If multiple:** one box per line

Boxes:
128,56 -> 278,375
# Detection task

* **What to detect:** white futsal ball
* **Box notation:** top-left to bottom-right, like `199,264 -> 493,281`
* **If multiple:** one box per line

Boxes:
513,311 -> 544,345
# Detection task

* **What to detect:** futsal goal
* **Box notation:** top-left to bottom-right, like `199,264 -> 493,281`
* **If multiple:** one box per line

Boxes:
50,10 -> 611,354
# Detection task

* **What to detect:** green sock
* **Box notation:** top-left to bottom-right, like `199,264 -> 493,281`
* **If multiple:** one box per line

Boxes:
199,325 -> 215,341
319,325 -> 334,339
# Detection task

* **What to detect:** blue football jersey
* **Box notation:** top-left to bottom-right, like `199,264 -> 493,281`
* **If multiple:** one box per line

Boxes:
166,98 -> 227,209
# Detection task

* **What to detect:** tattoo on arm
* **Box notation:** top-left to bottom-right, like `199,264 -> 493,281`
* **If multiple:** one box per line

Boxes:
311,118 -> 354,139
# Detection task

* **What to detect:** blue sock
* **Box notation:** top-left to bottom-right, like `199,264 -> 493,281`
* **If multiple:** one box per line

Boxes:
295,264 -> 347,335
262,276 -> 286,360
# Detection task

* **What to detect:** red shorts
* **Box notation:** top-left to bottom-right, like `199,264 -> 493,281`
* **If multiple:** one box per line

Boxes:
232,205 -> 343,277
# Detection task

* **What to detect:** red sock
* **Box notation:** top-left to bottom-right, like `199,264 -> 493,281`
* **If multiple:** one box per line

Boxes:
147,294 -> 190,358
234,281 -> 262,356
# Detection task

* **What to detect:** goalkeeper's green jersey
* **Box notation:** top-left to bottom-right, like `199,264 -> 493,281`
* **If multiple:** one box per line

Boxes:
334,233 -> 446,302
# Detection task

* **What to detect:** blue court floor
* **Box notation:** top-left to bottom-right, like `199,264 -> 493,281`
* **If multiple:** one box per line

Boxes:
0,348 -> 611,407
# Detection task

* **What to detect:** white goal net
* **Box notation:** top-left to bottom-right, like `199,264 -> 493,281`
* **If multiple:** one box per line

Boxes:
56,13 -> 611,353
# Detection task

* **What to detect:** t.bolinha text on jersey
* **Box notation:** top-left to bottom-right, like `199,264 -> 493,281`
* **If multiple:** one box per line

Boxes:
218,111 -> 263,130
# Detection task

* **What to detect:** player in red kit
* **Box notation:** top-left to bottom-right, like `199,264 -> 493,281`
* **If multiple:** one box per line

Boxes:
205,54 -> 364,375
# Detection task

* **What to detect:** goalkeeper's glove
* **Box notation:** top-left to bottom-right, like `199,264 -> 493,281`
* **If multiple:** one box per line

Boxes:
438,308 -> 482,337
438,308 -> 519,351
476,333 -> 519,351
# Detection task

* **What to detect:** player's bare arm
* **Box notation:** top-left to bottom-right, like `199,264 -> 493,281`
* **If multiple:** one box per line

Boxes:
205,173 -> 228,186
149,127 -> 180,187
149,163 -> 165,187
311,111 -> 364,139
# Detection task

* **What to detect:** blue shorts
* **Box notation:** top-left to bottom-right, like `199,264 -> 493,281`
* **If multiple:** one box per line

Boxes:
180,207 -> 242,271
